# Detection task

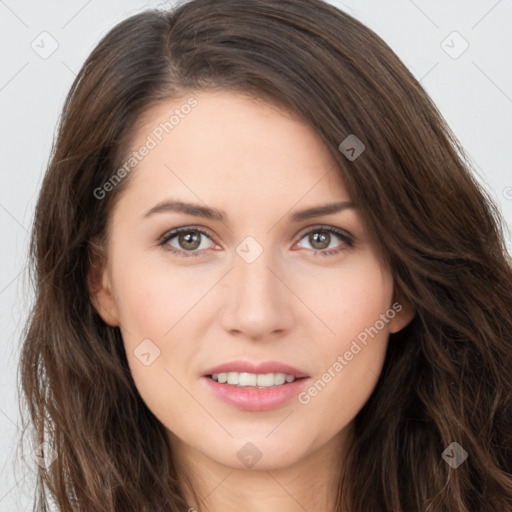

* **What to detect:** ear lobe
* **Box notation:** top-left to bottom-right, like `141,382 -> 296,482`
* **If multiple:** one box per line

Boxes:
388,289 -> 415,334
87,241 -> 120,327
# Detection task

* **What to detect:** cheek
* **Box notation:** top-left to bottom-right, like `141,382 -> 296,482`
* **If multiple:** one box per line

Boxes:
297,251 -> 393,350
110,252 -> 222,407
295,255 -> 393,419
109,254 -> 195,386
112,252 -> 209,342
112,265 -> 196,419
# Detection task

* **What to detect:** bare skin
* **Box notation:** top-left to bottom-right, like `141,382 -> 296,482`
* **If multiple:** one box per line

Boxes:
91,90 -> 414,512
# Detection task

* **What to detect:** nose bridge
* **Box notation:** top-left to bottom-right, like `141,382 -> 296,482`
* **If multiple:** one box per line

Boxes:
234,238 -> 281,303
220,236 -> 294,338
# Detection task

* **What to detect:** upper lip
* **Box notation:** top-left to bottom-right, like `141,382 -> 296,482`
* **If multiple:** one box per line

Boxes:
202,360 -> 310,378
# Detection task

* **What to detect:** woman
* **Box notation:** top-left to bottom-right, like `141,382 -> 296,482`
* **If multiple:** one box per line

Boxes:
19,0 -> 512,510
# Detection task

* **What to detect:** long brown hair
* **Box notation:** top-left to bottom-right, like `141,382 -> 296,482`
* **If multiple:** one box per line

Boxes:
19,0 -> 512,510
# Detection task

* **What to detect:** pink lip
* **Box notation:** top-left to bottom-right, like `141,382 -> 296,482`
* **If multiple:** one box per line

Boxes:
202,375 -> 310,411
201,360 -> 311,412
202,360 -> 310,378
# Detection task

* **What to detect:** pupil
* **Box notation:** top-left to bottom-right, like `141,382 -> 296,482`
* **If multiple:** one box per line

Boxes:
310,231 -> 329,250
179,231 -> 201,250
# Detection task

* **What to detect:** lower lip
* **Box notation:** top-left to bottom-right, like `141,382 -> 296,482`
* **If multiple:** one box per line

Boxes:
202,376 -> 310,411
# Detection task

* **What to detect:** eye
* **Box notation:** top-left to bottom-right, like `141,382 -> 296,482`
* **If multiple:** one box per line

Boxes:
159,225 -> 354,258
159,227 -> 216,257
295,226 -> 354,256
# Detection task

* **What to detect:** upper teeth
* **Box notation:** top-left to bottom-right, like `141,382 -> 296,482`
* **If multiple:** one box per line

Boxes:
211,372 -> 296,387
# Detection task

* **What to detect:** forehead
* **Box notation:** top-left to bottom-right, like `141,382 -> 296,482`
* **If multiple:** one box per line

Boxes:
118,90 -> 349,214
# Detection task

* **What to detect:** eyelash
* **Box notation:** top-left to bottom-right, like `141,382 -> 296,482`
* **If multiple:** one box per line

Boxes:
158,225 -> 354,258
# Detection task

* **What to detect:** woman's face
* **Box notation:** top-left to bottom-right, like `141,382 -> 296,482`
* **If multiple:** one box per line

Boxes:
92,90 -> 412,471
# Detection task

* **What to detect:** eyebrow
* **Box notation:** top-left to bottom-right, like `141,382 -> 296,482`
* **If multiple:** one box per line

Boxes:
142,199 -> 356,223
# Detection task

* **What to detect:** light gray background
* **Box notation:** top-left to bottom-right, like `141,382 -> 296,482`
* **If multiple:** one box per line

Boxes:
1,0 -> 511,509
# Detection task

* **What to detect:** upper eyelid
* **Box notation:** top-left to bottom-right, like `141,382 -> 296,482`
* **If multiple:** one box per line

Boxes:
160,225 -> 215,243
297,224 -> 352,238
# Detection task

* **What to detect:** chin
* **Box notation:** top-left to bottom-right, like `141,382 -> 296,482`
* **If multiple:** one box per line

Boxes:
202,435 -> 311,472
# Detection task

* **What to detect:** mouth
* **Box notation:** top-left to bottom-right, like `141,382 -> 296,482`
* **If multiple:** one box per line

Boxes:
207,371 -> 307,389
201,360 -> 310,411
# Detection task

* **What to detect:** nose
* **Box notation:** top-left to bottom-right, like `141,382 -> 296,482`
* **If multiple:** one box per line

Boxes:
219,245 -> 295,341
